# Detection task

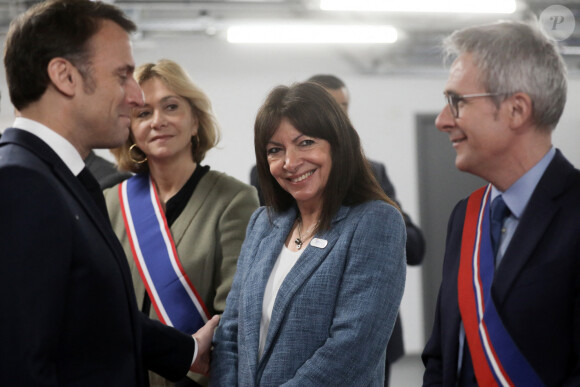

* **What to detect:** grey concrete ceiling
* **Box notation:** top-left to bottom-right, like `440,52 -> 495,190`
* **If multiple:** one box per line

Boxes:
2,0 -> 580,73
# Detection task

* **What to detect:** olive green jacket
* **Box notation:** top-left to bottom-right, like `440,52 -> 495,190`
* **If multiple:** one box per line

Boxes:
104,170 -> 259,386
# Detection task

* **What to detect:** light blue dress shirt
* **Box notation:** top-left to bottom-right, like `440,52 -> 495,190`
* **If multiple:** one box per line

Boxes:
490,147 -> 556,267
457,146 -> 556,376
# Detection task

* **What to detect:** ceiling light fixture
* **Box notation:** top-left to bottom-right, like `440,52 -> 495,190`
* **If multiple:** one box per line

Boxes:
320,0 -> 516,14
227,24 -> 397,44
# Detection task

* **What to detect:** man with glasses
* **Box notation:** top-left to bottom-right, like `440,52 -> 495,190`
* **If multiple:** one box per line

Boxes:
422,20 -> 580,386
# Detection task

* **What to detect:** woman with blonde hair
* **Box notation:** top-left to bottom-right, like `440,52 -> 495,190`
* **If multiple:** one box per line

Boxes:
104,59 -> 259,386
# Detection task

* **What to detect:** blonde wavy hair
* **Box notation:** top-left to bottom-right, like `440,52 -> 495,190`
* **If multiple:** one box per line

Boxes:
111,59 -> 220,173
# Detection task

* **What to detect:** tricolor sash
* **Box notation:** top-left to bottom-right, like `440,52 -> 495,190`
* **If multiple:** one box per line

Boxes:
457,184 -> 544,387
119,174 -> 211,335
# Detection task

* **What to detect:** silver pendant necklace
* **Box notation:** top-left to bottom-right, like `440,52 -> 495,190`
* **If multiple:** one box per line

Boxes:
294,217 -> 313,250
294,238 -> 303,250
294,219 -> 304,249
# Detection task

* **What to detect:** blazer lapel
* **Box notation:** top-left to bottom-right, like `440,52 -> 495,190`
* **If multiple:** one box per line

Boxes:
57,159 -> 128,257
258,207 -> 350,365
170,172 -> 213,245
242,208 -> 296,378
493,150 -> 574,306
2,128 -> 133,286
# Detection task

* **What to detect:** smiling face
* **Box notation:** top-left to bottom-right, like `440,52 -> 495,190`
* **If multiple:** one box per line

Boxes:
76,20 -> 143,151
130,77 -> 198,164
267,118 -> 332,212
435,53 -> 514,178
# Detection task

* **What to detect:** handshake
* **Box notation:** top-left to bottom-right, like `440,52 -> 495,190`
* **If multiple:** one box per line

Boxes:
190,315 -> 221,376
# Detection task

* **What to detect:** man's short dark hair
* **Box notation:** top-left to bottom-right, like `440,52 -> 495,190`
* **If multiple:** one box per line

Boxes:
307,74 -> 346,91
4,0 -> 136,110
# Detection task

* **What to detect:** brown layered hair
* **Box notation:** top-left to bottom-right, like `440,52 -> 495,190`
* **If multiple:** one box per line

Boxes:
254,81 -> 396,233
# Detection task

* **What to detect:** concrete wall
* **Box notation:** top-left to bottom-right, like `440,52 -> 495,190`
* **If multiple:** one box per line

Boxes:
1,34 -> 579,353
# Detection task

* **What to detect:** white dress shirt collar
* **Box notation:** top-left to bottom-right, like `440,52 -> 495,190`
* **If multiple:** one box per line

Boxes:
12,117 -> 85,176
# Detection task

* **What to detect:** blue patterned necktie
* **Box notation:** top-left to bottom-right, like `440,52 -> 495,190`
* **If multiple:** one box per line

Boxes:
490,195 -> 510,257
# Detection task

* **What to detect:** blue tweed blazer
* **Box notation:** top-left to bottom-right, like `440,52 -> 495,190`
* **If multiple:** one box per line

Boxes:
211,200 -> 407,386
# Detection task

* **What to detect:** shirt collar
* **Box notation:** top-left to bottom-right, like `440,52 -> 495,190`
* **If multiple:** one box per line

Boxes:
491,146 -> 555,219
13,117 -> 85,176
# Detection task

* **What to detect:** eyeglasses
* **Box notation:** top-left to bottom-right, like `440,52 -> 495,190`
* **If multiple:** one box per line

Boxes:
444,92 -> 506,118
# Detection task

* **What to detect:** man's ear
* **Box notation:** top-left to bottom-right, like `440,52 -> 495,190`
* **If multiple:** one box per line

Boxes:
507,92 -> 533,131
46,57 -> 77,97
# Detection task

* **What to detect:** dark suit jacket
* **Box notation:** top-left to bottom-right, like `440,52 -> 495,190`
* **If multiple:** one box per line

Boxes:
250,159 -> 425,364
422,150 -> 580,387
84,150 -> 132,189
0,128 -> 195,386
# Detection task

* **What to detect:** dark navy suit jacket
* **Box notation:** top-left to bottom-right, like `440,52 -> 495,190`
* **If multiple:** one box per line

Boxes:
422,150 -> 580,386
0,128 -> 195,386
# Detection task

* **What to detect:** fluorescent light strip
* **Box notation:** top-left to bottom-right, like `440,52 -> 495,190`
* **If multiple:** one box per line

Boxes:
227,25 -> 397,44
560,46 -> 580,55
320,0 -> 516,14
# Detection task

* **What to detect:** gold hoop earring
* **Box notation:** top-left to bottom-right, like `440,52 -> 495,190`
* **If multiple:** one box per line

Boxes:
129,144 -> 148,164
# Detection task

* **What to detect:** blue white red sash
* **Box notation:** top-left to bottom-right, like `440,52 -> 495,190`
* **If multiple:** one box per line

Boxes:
457,184 -> 544,387
119,174 -> 211,335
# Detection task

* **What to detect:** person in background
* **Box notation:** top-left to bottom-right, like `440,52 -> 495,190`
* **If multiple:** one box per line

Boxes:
104,59 -> 259,387
250,73 -> 425,386
422,20 -> 580,386
85,150 -> 132,189
212,81 -> 406,386
0,0 -> 218,385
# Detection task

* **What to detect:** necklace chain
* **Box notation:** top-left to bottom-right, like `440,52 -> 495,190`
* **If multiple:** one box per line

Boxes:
294,217 -> 314,250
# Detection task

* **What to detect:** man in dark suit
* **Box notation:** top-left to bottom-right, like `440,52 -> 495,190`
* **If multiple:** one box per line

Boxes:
85,150 -> 132,189
250,74 -> 425,386
422,21 -> 580,386
0,1 -> 218,385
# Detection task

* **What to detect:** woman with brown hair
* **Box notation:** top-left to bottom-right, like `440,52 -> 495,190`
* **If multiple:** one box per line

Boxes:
212,81 -> 406,386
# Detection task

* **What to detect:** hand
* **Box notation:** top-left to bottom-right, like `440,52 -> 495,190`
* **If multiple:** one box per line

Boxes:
190,314 -> 220,375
